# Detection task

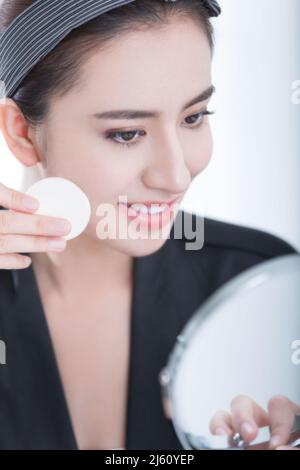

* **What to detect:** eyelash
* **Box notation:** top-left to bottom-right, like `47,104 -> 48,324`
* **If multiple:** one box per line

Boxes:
104,109 -> 215,149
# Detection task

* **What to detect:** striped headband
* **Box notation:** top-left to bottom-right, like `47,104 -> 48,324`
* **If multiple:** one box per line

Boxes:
0,0 -> 221,99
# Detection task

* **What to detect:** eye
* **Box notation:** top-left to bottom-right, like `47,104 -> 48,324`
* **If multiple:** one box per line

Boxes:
103,109 -> 215,149
104,129 -> 146,148
183,109 -> 215,128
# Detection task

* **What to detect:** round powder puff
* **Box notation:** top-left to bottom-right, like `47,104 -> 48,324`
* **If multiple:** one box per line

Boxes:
26,177 -> 91,240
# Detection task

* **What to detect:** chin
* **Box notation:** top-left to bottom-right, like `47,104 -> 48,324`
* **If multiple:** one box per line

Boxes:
95,224 -> 173,258
123,236 -> 170,258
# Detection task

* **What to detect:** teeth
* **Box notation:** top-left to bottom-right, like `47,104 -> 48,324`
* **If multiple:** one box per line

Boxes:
129,203 -> 167,215
148,205 -> 166,215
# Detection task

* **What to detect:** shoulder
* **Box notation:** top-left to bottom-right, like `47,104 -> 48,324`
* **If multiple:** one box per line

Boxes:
201,214 -> 298,258
170,210 -> 298,291
174,209 -> 298,258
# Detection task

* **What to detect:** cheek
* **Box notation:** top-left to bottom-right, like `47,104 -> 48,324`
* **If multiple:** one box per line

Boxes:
187,125 -> 213,176
43,136 -> 138,204
89,163 -> 134,202
73,160 -> 137,209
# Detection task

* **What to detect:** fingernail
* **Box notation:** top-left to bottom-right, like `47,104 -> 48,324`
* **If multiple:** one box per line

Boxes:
215,427 -> 228,435
22,196 -> 39,210
23,256 -> 32,266
269,435 -> 282,449
276,446 -> 293,450
241,422 -> 254,436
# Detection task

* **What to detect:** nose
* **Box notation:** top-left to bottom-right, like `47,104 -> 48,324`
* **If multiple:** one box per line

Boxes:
142,129 -> 191,194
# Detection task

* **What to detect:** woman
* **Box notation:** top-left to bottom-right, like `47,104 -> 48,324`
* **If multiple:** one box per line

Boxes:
0,0 -> 299,450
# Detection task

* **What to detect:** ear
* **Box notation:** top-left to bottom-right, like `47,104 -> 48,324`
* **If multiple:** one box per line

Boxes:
0,98 -> 42,167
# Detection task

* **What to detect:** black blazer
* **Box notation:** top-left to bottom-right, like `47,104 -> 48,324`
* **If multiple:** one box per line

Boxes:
0,210 -> 298,450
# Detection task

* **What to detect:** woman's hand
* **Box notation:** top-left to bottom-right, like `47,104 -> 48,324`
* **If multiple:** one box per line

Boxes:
209,394 -> 300,450
0,181 -> 72,269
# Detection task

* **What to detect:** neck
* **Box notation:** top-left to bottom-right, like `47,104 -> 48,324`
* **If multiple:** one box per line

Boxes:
30,234 -> 134,303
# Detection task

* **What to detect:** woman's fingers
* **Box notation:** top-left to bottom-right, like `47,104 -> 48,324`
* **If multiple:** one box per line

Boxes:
0,181 -> 39,213
0,210 -> 71,269
268,395 -> 300,450
210,395 -> 300,450
0,233 -> 67,269
230,394 -> 269,443
0,253 -> 33,269
0,233 -> 67,254
0,181 -> 72,270
209,410 -> 234,436
0,209 -> 71,236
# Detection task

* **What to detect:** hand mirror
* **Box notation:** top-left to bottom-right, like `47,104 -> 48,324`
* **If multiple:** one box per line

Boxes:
159,253 -> 300,450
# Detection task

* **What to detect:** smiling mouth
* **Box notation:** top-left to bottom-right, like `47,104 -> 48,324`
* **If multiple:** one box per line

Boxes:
118,196 -> 181,215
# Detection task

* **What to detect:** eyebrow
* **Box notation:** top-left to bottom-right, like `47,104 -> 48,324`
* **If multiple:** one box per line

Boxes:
90,85 -> 215,120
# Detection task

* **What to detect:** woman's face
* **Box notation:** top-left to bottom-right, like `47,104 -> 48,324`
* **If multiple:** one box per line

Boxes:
37,18 -> 213,257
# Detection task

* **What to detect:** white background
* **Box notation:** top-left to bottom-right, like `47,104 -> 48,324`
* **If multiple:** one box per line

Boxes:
0,0 -> 299,250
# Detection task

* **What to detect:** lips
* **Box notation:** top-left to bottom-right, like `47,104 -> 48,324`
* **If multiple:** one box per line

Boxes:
118,195 -> 181,227
124,196 -> 180,208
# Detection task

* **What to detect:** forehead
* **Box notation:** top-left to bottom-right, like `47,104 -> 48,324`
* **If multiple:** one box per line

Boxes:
76,20 -> 211,102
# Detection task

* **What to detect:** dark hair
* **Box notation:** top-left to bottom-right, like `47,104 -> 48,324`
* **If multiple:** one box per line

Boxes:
0,0 -> 215,128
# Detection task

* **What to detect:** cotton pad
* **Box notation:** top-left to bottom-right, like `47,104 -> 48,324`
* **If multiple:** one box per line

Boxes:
26,177 -> 91,240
